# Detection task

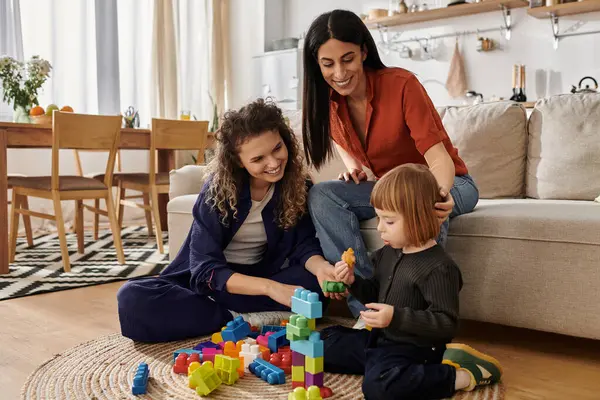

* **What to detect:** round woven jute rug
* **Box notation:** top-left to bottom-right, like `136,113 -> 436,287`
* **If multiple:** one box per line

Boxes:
22,317 -> 505,399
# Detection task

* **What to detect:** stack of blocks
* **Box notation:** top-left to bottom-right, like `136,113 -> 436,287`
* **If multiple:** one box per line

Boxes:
287,288 -> 332,398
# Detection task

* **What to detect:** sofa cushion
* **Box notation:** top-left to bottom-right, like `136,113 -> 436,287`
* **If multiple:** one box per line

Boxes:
449,198 -> 600,245
442,102 -> 527,199
169,165 -> 208,200
167,194 -> 198,260
527,93 -> 600,200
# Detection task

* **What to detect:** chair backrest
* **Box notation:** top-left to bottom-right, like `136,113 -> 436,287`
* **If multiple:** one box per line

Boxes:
73,149 -> 122,176
149,118 -> 209,183
52,112 -> 122,190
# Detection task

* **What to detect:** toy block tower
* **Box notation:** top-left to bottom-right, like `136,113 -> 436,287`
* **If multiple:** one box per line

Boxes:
287,288 -> 332,398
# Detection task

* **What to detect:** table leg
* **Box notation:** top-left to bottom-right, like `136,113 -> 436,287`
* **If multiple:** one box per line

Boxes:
0,130 -> 9,274
157,149 -> 174,231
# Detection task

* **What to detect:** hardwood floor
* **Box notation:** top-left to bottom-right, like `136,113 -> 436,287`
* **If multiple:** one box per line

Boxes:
1,282 -> 600,400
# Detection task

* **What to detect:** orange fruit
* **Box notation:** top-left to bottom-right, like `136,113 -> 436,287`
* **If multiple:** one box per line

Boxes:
60,105 -> 74,112
30,106 -> 45,116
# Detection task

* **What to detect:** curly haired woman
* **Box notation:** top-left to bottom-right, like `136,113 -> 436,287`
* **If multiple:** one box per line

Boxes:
117,99 -> 338,343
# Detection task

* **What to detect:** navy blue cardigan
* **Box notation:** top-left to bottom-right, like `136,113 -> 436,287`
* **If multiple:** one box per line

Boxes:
160,176 -> 323,295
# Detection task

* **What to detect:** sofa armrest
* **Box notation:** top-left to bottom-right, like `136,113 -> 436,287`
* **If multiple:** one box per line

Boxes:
169,165 -> 209,200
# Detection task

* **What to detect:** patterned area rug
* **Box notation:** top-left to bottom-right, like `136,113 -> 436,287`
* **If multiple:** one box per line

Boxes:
0,226 -> 168,301
21,316 -> 506,399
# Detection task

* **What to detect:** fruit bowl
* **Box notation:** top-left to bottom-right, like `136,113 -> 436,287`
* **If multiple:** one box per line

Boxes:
30,114 -> 53,125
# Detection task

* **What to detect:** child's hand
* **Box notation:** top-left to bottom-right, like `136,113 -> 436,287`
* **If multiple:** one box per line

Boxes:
334,261 -> 355,286
360,303 -> 394,328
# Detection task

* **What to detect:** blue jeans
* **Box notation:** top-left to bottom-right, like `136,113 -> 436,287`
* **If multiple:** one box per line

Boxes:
308,174 -> 479,317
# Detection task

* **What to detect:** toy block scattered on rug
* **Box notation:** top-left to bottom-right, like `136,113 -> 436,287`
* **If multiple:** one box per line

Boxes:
239,343 -> 262,371
268,328 -> 289,353
249,358 -> 286,384
132,362 -> 149,395
173,352 -> 201,374
201,347 -> 223,364
188,361 -> 222,396
261,325 -> 286,334
288,385 -> 323,400
214,354 -> 241,385
222,316 -> 251,342
173,348 -> 203,362
269,352 -> 292,374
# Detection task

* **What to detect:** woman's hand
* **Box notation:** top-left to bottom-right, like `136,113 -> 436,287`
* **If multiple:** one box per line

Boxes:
315,263 -> 347,300
360,303 -> 394,328
266,282 -> 302,308
435,189 -> 454,223
338,168 -> 368,184
334,261 -> 355,286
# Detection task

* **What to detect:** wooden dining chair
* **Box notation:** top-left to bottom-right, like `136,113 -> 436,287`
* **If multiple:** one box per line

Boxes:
8,112 -> 125,272
117,118 -> 209,254
7,174 -> 33,247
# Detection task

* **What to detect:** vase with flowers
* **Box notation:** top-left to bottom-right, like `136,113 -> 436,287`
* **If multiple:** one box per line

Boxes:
0,55 -> 52,123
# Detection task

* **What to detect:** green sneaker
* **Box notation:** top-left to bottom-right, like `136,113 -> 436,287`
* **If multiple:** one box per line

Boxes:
442,343 -> 503,391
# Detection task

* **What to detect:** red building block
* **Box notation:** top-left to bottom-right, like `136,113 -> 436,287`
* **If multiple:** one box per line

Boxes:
269,353 -> 291,374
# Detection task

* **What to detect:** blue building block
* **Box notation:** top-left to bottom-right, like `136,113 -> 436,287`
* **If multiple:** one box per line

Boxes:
193,341 -> 222,351
221,316 -> 251,342
290,331 -> 324,358
132,362 -> 149,395
249,358 -> 286,385
173,348 -> 203,362
261,325 -> 286,335
248,331 -> 260,339
268,328 -> 290,353
291,288 -> 322,319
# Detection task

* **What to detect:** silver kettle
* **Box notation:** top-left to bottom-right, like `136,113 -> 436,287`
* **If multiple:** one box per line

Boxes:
571,76 -> 598,94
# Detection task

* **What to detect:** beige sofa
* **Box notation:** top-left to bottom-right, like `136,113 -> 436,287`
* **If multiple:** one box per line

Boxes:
167,93 -> 600,341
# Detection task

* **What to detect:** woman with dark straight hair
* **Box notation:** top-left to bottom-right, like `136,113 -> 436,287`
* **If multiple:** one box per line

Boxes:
302,9 -> 479,320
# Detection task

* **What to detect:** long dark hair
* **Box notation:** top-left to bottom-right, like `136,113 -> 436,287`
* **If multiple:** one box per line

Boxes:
302,9 -> 386,170
206,98 -> 308,230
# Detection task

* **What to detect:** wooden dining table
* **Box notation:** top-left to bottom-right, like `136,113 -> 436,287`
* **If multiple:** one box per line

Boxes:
0,121 -> 215,274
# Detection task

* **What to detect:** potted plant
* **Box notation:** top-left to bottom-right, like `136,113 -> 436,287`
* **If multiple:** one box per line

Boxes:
0,55 -> 52,123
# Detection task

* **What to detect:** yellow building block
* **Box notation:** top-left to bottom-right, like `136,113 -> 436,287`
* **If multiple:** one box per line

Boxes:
307,318 -> 316,330
292,365 -> 305,382
305,356 -> 324,374
214,355 -> 241,385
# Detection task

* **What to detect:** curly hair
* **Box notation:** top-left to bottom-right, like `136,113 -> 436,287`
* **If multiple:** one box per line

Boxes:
205,98 -> 309,230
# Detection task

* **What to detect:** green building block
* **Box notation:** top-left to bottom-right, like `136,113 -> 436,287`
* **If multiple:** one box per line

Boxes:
322,281 -> 346,293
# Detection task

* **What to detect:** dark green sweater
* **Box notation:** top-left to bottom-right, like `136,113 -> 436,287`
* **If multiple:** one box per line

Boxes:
350,244 -> 463,347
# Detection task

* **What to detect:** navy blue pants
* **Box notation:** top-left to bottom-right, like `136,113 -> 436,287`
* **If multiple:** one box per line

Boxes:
117,263 -> 324,343
322,326 -> 456,400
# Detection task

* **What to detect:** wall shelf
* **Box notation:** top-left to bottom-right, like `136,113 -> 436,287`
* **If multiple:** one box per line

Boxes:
364,0 -> 528,28
527,0 -> 600,18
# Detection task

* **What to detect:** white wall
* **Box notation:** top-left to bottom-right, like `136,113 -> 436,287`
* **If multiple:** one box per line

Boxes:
276,0 -> 600,106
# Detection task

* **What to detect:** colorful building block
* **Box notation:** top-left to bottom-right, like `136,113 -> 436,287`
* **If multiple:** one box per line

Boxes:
214,354 -> 241,385
239,343 -> 262,371
268,328 -> 290,353
292,351 -> 305,367
257,331 -> 274,347
132,362 -> 149,395
221,316 -> 251,342
305,371 -> 324,387
188,361 -> 222,396
173,348 -> 203,362
188,361 -> 201,376
292,381 -> 305,389
258,345 -> 271,360
194,341 -> 221,351
269,352 -> 292,374
249,358 -> 286,384
292,365 -> 305,382
223,341 -> 239,358
305,356 -> 324,374
288,386 -> 323,400
322,281 -> 346,293
261,325 -> 286,334
287,315 -> 311,341
173,353 -> 200,374
291,288 -> 322,319
290,332 -> 324,358
201,347 -> 223,363
307,319 -> 316,331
